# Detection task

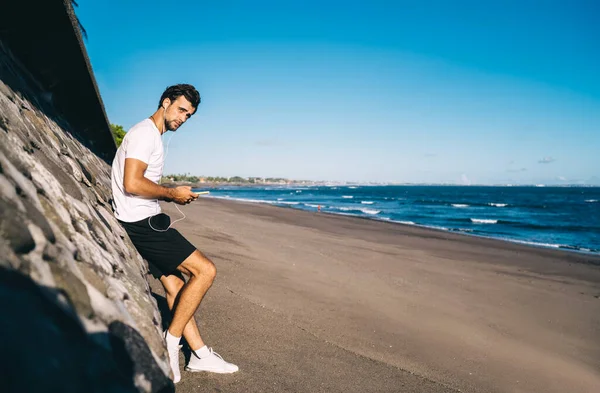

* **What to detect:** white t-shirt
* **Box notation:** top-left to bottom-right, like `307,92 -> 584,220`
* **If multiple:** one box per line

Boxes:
111,119 -> 164,222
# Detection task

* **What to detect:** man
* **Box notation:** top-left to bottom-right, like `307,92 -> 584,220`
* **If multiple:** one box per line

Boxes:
111,84 -> 238,383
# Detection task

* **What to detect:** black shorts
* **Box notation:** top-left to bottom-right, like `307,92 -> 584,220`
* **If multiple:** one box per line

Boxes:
118,213 -> 196,279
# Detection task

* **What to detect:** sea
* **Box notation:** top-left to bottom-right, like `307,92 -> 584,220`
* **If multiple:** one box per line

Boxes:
193,185 -> 600,255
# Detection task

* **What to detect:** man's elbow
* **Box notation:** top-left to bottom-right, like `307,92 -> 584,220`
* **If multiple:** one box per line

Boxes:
123,178 -> 138,194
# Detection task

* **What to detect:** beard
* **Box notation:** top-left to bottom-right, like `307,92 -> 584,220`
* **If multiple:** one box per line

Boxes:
165,119 -> 181,131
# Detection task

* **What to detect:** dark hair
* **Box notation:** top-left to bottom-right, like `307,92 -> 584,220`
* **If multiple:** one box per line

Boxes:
158,84 -> 201,111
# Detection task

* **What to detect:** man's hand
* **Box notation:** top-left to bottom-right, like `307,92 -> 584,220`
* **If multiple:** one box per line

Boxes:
123,158 -> 199,204
169,186 -> 199,205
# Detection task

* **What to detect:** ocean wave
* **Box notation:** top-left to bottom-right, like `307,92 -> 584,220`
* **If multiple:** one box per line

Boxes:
508,239 -> 562,249
342,195 -> 353,199
416,200 -> 480,208
361,201 -> 374,204
414,200 -> 517,208
467,236 -> 597,254
379,218 -> 415,225
471,218 -> 498,224
362,209 -> 381,215
585,199 -> 598,203
331,206 -> 380,215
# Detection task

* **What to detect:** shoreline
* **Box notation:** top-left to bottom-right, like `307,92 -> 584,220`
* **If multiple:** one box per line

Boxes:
203,194 -> 600,261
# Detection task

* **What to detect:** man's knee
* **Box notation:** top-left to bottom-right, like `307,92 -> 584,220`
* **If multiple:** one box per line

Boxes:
182,251 -> 217,281
161,276 -> 184,298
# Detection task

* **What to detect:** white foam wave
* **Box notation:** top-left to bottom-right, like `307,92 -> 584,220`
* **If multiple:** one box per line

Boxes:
277,198 -> 283,201
585,199 -> 598,203
508,239 -> 562,249
349,186 -> 357,189
342,195 -> 353,199
330,206 -> 380,215
378,218 -> 414,225
471,218 -> 498,224
380,219 -> 448,230
489,203 -> 507,207
362,209 -> 380,215
335,212 -> 356,217
361,201 -> 374,204
305,203 -> 320,208
452,204 -> 469,208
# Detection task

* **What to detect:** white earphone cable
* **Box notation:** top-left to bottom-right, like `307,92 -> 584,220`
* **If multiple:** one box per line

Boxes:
148,108 -> 187,232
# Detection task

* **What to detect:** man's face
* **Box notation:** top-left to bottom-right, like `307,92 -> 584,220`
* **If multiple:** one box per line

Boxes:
164,95 -> 196,131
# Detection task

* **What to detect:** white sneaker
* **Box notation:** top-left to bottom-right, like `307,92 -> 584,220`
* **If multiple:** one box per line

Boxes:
164,332 -> 182,383
185,348 -> 239,374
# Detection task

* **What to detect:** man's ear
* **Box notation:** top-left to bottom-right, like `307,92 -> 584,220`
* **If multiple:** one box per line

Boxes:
162,98 -> 171,109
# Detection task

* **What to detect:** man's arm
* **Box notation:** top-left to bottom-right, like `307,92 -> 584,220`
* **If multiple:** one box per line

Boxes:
123,158 -> 197,204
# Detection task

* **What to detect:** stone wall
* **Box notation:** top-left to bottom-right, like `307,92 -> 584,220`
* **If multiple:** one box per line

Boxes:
0,35 -> 173,393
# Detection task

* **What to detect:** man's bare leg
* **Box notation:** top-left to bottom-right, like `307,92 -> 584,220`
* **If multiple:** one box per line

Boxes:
168,249 -> 216,336
160,273 -> 205,350
162,249 -> 238,377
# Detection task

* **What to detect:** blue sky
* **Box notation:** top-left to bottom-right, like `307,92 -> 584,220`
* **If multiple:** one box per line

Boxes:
77,0 -> 599,184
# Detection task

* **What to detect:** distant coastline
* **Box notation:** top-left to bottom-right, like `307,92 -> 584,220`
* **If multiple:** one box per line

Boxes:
161,173 -> 600,188
162,179 -> 600,189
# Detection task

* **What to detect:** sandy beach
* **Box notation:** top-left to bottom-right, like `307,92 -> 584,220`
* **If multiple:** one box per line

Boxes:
150,197 -> 600,393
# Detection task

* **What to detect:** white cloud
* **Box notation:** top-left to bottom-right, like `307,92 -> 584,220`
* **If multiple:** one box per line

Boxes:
538,156 -> 556,164
461,173 -> 471,185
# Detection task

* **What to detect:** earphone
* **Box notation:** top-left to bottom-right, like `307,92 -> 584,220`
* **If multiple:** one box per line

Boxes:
147,103 -> 187,232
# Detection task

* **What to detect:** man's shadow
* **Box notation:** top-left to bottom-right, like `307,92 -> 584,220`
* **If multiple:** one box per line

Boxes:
150,272 -> 194,364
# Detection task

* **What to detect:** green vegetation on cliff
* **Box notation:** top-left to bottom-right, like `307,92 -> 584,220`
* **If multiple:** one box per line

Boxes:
162,174 -> 291,184
111,124 -> 126,147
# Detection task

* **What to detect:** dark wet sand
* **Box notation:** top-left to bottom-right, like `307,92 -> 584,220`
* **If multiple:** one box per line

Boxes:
151,197 -> 600,393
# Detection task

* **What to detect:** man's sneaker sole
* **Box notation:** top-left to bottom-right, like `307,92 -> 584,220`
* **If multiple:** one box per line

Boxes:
184,366 -> 238,374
